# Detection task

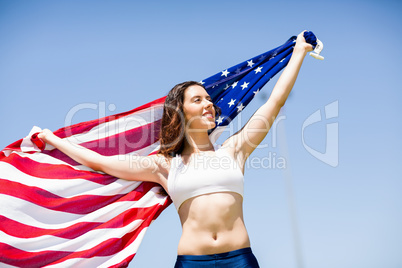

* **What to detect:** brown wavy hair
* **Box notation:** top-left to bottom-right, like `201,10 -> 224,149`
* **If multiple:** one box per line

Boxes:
158,81 -> 221,158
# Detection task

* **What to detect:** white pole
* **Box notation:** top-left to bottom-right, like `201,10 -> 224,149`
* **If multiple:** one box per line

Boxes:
277,108 -> 304,268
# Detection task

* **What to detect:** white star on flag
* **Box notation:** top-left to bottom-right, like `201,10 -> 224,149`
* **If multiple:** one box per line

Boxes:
216,116 -> 224,125
237,103 -> 245,112
254,66 -> 263,74
231,81 -> 238,88
228,99 -> 236,107
199,80 -> 205,85
223,84 -> 230,90
247,60 -> 254,68
221,69 -> 230,77
241,82 -> 249,90
253,89 -> 260,96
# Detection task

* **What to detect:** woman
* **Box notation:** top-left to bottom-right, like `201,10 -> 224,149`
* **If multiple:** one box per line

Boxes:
38,31 -> 313,267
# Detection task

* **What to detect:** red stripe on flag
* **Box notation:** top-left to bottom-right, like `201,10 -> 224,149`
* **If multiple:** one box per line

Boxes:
0,196 -> 166,239
108,254 -> 135,268
2,153 -> 117,184
44,120 -> 161,165
0,179 -> 159,214
70,119 -> 161,156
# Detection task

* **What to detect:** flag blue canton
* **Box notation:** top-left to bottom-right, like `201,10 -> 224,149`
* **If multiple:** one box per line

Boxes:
201,36 -> 297,129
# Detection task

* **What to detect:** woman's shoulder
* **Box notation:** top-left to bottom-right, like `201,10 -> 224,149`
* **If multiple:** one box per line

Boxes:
219,139 -> 236,155
149,153 -> 174,171
219,139 -> 247,171
147,153 -> 171,162
139,153 -> 173,186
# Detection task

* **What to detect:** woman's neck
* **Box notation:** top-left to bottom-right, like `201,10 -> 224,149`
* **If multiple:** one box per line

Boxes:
182,131 -> 213,155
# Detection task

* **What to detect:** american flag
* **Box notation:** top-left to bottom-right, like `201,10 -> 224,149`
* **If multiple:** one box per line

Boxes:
0,35 -> 303,267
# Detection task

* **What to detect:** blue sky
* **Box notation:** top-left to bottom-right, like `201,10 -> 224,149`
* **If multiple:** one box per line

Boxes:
1,0 -> 401,267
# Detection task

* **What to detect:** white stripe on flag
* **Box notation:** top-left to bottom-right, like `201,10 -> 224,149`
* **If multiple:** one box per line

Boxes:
0,161 -> 141,197
0,188 -> 164,228
0,219 -> 144,252
43,227 -> 148,268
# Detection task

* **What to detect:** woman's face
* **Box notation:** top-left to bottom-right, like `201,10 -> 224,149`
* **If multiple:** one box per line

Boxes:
182,85 -> 216,131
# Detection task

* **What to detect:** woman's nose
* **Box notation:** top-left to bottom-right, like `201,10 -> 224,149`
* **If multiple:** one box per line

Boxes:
204,99 -> 213,107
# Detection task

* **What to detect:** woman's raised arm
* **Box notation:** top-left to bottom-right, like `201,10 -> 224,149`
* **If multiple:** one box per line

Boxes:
224,31 -> 314,162
38,129 -> 166,184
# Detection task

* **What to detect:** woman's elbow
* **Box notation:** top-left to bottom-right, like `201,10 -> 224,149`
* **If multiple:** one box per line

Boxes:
266,97 -> 285,112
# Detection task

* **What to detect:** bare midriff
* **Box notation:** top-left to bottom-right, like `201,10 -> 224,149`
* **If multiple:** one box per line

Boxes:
176,191 -> 250,255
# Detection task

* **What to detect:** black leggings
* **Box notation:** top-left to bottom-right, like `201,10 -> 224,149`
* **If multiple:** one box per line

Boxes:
174,247 -> 260,268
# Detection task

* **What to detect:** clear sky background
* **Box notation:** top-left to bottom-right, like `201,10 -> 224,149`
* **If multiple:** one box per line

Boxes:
1,0 -> 401,267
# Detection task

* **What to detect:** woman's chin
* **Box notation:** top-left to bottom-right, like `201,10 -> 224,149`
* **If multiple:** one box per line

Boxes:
207,122 -> 216,130
186,117 -> 216,131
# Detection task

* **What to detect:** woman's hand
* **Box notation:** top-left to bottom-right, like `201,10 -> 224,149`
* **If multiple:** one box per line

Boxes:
37,129 -> 59,145
294,31 -> 314,54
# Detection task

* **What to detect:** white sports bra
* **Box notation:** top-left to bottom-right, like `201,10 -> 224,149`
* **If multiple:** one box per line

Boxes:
167,144 -> 244,211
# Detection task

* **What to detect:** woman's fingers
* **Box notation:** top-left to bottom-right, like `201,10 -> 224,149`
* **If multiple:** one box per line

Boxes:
37,129 -> 52,141
295,31 -> 313,53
